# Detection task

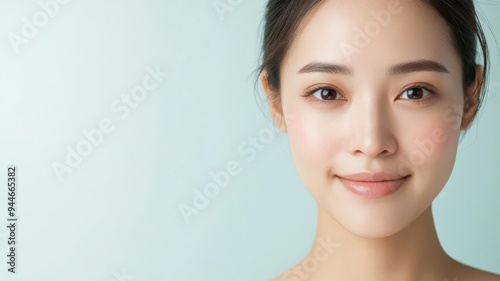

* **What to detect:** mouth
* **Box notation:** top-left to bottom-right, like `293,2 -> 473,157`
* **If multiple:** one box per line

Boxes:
336,172 -> 411,199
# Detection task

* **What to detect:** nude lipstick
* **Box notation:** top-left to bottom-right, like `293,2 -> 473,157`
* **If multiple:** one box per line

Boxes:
337,172 -> 410,199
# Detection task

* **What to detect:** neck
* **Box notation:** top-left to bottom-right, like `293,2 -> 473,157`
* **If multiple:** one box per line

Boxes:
295,205 -> 458,281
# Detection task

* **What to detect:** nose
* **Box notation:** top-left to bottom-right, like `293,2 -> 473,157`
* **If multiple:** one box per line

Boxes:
347,98 -> 398,158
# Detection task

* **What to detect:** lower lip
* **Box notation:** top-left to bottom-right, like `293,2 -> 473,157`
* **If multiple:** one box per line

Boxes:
338,176 -> 408,199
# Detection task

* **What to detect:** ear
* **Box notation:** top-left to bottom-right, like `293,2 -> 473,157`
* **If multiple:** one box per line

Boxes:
461,65 -> 484,131
260,72 -> 287,133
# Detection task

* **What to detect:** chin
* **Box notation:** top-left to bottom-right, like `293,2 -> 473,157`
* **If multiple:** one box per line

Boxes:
317,192 -> 430,240
340,212 -> 413,239
343,219 -> 411,239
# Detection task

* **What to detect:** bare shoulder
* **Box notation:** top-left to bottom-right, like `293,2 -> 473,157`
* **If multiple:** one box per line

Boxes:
452,260 -> 500,281
270,266 -> 500,281
270,271 -> 289,281
270,269 -> 303,281
270,260 -> 500,281
463,268 -> 500,281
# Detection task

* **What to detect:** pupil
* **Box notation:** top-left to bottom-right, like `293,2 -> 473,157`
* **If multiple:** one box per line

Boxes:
321,89 -> 336,100
407,88 -> 423,99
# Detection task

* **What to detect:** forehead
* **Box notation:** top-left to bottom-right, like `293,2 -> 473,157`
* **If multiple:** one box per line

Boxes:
282,0 -> 460,75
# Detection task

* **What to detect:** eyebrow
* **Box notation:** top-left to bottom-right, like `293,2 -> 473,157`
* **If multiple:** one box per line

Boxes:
297,59 -> 450,75
297,62 -> 353,75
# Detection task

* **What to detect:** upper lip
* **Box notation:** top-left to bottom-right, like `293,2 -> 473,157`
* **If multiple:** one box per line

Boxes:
337,172 -> 410,182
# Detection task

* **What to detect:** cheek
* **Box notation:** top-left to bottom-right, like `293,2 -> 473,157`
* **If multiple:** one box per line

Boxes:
285,112 -> 342,188
397,111 -> 461,197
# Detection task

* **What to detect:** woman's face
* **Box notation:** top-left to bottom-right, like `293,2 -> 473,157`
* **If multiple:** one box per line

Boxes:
275,0 -> 473,238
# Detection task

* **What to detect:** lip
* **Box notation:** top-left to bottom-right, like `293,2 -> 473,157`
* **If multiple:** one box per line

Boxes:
337,172 -> 410,199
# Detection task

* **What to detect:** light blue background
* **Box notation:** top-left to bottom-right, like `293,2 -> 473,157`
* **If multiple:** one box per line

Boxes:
0,0 -> 498,280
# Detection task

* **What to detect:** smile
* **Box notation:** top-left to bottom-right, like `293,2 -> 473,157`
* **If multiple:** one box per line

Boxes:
337,172 -> 410,199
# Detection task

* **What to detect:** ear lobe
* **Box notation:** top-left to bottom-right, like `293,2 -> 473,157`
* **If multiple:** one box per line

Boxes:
461,65 -> 483,131
260,72 -> 287,133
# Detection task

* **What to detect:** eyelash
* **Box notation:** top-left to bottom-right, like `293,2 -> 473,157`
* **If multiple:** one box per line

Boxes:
301,83 -> 440,106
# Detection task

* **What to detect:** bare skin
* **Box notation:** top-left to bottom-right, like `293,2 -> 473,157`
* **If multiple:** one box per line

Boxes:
272,206 -> 500,281
261,0 -> 500,280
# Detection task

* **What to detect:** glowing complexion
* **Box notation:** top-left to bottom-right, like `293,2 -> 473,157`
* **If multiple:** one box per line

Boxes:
261,0 -> 500,280
280,0 -> 465,238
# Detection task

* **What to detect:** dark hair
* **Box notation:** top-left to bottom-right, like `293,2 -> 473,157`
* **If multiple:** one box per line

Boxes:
256,0 -> 490,128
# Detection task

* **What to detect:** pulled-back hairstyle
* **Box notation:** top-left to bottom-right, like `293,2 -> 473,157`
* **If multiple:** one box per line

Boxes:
257,0 -> 490,129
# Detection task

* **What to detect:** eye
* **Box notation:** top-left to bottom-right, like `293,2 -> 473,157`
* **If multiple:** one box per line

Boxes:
399,87 -> 433,101
303,86 -> 346,104
314,88 -> 340,100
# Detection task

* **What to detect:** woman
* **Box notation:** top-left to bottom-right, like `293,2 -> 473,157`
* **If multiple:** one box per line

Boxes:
257,0 -> 500,280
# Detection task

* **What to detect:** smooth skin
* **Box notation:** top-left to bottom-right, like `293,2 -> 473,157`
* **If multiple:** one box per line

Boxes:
261,0 -> 500,280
